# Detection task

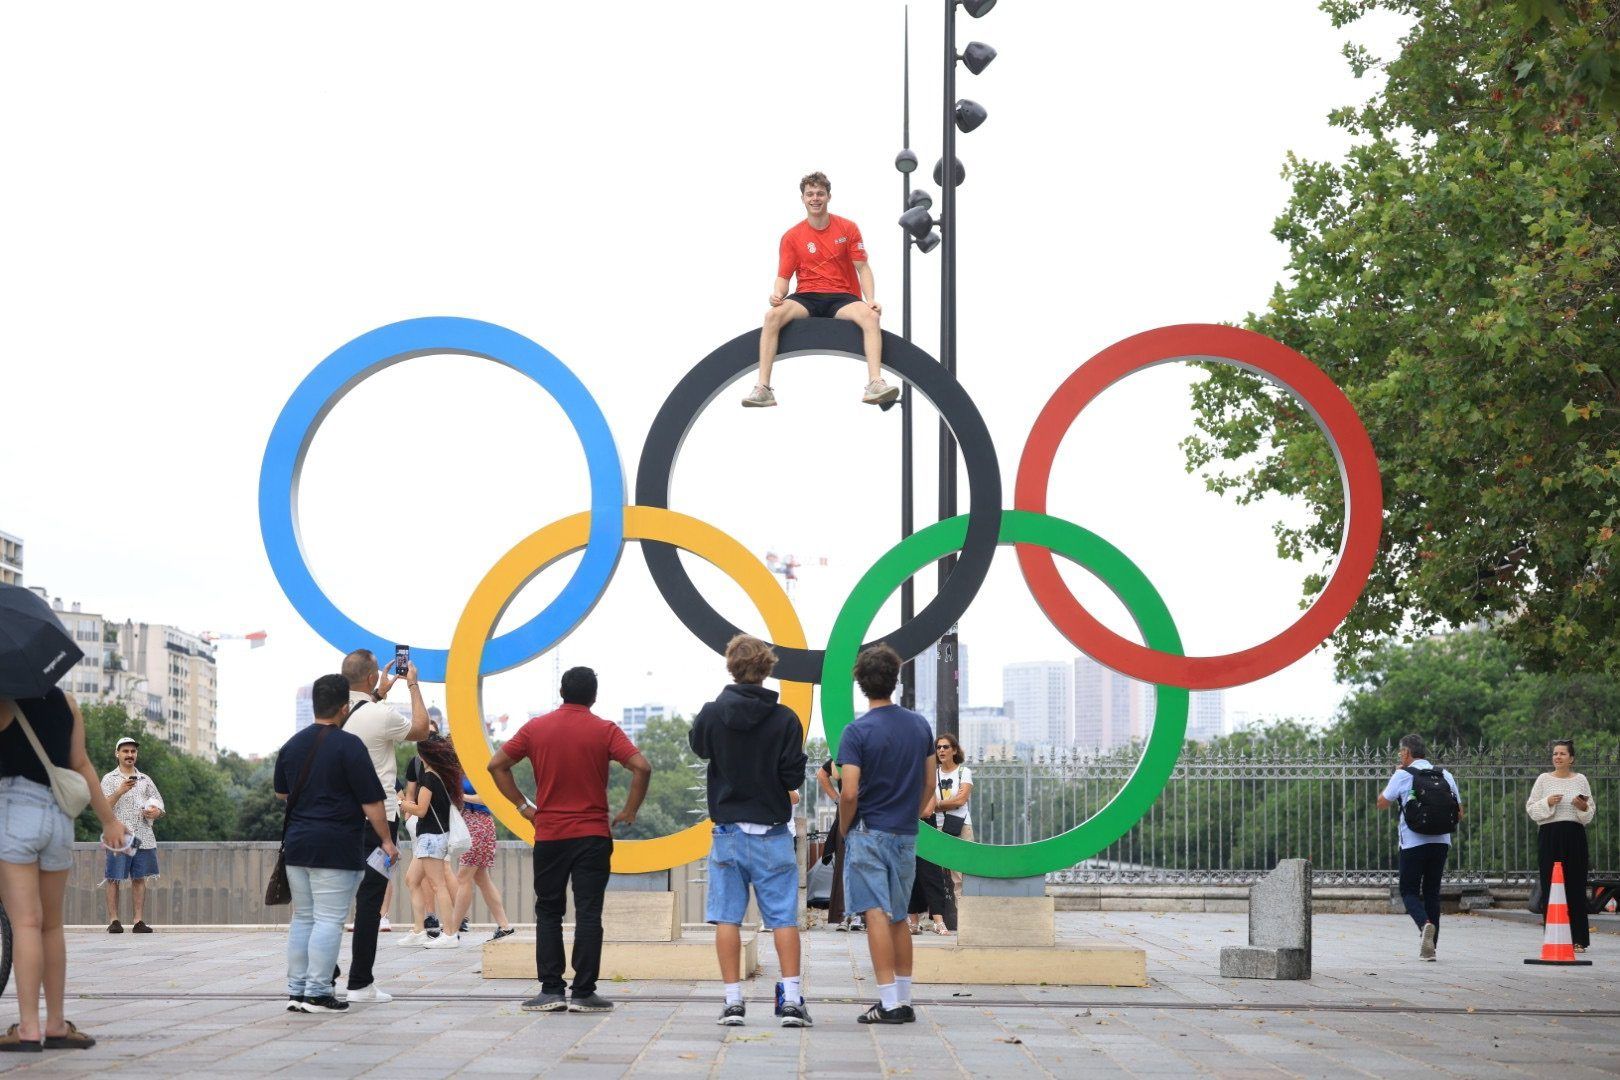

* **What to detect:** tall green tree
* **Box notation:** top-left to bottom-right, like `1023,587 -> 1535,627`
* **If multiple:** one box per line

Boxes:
1183,0 -> 1620,678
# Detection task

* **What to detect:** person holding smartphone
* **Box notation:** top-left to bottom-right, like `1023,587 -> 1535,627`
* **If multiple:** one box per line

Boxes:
99,737 -> 164,933
1526,739 -> 1598,952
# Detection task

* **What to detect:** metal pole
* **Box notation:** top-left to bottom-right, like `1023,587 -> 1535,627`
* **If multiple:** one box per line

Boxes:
936,0 -> 960,739
899,5 -> 917,712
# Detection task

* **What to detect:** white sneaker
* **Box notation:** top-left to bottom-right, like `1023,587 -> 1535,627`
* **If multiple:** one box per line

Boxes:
862,379 -> 900,405
344,984 -> 393,1004
399,931 -> 426,947
424,932 -> 461,950
379,917 -> 392,932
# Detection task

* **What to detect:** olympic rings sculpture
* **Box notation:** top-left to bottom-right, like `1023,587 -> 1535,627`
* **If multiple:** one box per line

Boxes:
260,315 -> 1381,878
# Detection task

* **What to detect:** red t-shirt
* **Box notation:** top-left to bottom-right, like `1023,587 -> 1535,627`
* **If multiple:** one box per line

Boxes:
501,705 -> 640,842
777,215 -> 867,297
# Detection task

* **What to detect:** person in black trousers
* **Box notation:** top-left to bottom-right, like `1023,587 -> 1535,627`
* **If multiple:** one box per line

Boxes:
1526,740 -> 1598,952
486,667 -> 652,1013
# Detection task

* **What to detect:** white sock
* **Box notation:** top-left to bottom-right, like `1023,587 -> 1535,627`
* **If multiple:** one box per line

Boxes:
781,976 -> 801,1003
895,976 -> 912,1006
878,982 -> 899,1010
724,982 -> 743,1006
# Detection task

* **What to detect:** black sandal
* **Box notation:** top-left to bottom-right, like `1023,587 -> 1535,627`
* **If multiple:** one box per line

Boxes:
43,1021 -> 96,1050
0,1024 -> 41,1053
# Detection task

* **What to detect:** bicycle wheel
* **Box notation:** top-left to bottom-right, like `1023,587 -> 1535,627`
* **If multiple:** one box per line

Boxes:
0,901 -> 10,998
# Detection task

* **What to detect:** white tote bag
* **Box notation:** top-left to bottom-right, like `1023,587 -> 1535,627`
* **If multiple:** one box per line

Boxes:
425,768 -> 473,856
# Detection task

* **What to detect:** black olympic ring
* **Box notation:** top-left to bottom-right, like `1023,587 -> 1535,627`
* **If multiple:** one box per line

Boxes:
634,318 -> 1001,683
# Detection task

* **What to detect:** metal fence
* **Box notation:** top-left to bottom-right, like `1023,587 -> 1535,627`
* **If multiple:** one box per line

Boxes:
803,745 -> 1619,886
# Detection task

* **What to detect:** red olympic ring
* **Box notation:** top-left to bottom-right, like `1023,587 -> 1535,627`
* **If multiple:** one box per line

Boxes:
1014,324 -> 1383,690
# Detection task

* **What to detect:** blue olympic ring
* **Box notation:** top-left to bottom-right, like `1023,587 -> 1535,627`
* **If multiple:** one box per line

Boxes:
257,316 -> 624,682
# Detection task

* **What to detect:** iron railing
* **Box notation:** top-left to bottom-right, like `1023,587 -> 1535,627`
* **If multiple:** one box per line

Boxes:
803,745 -> 1619,886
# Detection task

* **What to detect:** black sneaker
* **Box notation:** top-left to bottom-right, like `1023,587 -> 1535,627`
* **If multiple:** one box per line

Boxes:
423,914 -> 441,931
521,991 -> 567,1012
567,993 -> 615,1013
717,1001 -> 746,1026
489,927 -> 516,942
132,921 -> 153,934
107,920 -> 123,934
857,1002 -> 908,1025
286,995 -> 304,1013
298,995 -> 349,1013
778,1001 -> 812,1027
459,918 -> 470,935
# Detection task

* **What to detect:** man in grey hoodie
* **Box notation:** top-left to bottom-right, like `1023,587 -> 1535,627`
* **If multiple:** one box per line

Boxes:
689,634 -> 811,1027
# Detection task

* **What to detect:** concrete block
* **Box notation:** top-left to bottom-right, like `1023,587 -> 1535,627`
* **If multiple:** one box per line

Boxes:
911,938 -> 1146,986
1219,945 -> 1309,980
600,891 -> 679,942
481,931 -> 754,981
956,895 -> 1055,947
1250,859 -> 1311,954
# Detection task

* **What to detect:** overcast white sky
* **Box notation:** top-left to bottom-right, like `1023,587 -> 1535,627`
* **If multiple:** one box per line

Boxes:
1,2 -> 1409,757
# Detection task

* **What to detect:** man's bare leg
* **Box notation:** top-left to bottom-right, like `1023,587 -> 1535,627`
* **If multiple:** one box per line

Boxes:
105,880 -> 119,925
834,301 -> 884,385
716,922 -> 743,982
757,299 -> 811,389
131,878 -> 146,924
863,907 -> 896,984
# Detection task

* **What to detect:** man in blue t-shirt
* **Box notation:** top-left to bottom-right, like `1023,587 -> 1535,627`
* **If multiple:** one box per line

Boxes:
836,643 -> 936,1025
1376,732 -> 1463,962
273,674 -> 398,1013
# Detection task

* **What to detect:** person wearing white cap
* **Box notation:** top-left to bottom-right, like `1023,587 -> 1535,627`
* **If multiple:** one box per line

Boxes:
99,737 -> 165,933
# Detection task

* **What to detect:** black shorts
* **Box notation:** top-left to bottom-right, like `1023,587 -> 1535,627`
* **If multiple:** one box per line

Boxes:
787,292 -> 864,319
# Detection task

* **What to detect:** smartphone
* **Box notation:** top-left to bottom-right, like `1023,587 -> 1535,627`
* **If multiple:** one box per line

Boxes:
394,644 -> 410,677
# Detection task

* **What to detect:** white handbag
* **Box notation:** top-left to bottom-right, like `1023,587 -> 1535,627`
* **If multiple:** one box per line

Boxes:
8,701 -> 92,818
425,768 -> 473,856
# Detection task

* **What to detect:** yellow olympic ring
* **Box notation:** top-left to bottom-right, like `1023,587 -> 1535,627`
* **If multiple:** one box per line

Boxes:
447,506 -> 815,873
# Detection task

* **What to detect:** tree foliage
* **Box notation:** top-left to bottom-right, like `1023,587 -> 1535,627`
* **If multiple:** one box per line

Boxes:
77,702 -> 237,841
1183,0 -> 1620,678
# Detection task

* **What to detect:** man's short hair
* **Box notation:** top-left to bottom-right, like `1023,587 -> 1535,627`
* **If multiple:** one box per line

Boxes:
1398,733 -> 1428,760
800,171 -> 831,194
560,666 -> 598,707
726,634 -> 778,684
853,643 -> 901,700
341,649 -> 378,688
312,674 -> 351,719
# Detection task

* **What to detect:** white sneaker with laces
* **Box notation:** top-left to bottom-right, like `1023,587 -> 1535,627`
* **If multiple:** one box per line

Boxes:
862,379 -> 900,405
399,931 -> 426,947
742,384 -> 777,408
424,932 -> 461,949
344,984 -> 393,1004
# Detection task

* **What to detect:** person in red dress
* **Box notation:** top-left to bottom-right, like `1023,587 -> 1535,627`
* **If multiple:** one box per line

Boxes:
743,171 -> 895,409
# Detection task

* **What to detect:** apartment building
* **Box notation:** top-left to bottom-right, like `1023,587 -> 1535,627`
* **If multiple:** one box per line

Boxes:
0,530 -> 22,586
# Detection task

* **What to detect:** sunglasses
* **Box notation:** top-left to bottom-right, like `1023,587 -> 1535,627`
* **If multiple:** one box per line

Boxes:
936,744 -> 952,751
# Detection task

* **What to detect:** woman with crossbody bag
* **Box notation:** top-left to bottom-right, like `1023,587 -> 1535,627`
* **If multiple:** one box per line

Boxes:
398,739 -> 468,949
933,734 -> 974,894
0,690 -> 128,1052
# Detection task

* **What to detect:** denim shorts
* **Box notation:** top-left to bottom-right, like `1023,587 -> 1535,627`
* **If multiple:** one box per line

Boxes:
842,822 -> 917,924
705,824 -> 800,930
105,846 -> 160,881
414,832 -> 450,860
0,775 -> 75,872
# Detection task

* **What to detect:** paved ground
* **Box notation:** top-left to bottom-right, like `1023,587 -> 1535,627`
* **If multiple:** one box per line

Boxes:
1,912 -> 1617,1077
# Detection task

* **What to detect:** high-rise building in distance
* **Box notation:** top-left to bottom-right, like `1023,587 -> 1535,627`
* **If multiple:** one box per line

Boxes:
1073,653 -> 1148,751
1002,661 -> 1073,751
903,642 -> 969,727
620,703 -> 667,744
0,529 -> 22,586
294,684 -> 314,733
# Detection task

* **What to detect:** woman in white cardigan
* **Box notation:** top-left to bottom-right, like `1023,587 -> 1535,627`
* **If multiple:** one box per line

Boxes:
1525,740 -> 1597,951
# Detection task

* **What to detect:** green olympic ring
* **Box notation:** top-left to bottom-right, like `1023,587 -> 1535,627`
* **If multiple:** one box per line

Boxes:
819,509 -> 1188,879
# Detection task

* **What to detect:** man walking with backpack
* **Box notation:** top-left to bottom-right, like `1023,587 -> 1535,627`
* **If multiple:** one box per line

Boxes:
1377,734 -> 1463,961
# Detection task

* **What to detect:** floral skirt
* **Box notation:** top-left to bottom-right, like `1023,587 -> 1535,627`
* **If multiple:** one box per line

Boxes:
460,810 -> 497,869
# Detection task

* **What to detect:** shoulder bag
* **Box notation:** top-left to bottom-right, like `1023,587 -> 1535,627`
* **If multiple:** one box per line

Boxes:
266,725 -> 334,906
425,769 -> 473,856
7,700 -> 92,818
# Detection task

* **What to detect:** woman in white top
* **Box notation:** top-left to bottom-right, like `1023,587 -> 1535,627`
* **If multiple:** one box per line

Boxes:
934,734 -> 973,893
1525,740 -> 1597,951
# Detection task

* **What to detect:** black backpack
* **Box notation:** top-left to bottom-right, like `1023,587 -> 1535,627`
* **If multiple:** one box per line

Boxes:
1401,766 -> 1460,835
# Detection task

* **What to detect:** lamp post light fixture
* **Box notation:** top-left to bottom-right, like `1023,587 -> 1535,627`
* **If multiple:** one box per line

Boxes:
934,0 -> 998,740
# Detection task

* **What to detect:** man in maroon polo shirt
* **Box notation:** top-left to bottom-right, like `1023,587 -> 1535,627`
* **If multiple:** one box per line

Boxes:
487,666 -> 652,1014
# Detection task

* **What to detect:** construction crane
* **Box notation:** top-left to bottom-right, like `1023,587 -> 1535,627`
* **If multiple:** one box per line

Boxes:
200,630 -> 268,648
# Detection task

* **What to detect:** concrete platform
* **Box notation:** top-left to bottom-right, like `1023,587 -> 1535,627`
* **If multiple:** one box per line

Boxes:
908,931 -> 1148,987
481,930 -> 756,981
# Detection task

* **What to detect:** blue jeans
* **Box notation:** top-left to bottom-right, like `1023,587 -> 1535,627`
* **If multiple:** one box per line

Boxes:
842,822 -> 917,925
286,866 -> 363,998
706,824 -> 800,930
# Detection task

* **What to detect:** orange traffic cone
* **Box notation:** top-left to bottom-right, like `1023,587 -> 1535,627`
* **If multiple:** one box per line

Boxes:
1525,861 -> 1592,966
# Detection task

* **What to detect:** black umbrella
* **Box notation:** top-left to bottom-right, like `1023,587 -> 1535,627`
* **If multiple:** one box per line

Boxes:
0,584 -> 83,698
